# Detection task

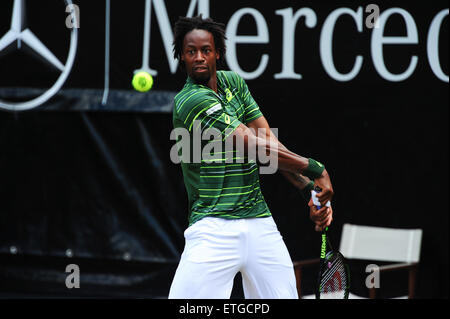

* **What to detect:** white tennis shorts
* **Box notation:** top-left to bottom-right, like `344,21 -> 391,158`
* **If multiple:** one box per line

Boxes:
168,216 -> 298,299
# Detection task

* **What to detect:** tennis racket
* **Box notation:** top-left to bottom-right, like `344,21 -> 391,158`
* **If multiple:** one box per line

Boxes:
312,187 -> 350,299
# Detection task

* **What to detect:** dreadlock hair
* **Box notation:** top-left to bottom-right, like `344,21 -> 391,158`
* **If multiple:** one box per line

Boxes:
173,15 -> 227,69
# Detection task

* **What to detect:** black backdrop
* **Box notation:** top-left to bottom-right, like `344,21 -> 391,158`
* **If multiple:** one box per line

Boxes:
0,0 -> 448,298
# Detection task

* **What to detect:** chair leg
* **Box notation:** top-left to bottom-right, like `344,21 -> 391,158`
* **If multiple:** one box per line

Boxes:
369,287 -> 377,299
295,267 -> 302,298
408,265 -> 417,299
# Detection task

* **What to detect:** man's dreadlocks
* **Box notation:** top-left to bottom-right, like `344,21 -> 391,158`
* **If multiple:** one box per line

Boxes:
173,15 -> 227,68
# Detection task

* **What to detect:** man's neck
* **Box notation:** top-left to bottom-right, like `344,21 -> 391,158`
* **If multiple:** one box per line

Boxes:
191,72 -> 218,93
206,73 -> 218,93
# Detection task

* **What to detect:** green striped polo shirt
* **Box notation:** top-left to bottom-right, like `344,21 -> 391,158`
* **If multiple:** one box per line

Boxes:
173,70 -> 271,226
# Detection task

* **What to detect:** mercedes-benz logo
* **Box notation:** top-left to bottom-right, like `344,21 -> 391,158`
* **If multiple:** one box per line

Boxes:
0,0 -> 78,111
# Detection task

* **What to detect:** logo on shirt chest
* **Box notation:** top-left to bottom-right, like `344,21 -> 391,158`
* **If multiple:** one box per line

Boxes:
225,88 -> 233,102
221,88 -> 242,118
224,114 -> 231,124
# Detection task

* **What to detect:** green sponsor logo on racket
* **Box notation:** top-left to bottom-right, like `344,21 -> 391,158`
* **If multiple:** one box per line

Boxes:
321,233 -> 327,259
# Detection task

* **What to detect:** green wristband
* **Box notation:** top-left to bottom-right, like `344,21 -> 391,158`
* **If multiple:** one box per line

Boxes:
300,180 -> 315,200
303,158 -> 325,179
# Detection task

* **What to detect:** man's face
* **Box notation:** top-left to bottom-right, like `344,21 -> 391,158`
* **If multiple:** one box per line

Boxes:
181,29 -> 219,84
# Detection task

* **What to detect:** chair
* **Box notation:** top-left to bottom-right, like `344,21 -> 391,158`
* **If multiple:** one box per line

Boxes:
293,223 -> 423,299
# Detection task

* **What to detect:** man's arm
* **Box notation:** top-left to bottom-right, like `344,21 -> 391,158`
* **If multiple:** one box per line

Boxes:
245,116 -> 333,231
246,117 -> 314,198
280,171 -> 314,199
230,116 -> 333,205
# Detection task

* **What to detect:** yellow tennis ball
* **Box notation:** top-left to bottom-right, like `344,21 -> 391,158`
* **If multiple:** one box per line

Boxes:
132,71 -> 153,92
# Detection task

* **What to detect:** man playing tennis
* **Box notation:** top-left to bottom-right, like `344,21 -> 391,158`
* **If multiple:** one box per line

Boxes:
169,15 -> 333,299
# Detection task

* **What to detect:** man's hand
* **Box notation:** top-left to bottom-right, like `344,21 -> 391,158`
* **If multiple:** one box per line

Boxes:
313,169 -> 334,206
308,198 -> 333,232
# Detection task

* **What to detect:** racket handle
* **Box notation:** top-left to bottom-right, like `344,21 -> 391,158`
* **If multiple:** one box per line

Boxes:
311,186 -> 331,210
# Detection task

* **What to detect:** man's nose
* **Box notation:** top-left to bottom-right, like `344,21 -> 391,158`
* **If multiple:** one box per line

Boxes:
194,51 -> 205,62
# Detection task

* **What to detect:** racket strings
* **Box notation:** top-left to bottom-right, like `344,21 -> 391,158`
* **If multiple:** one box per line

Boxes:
319,253 -> 349,299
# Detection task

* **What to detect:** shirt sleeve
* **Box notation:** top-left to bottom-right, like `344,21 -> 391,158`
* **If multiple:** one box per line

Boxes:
234,73 -> 264,124
175,87 -> 241,141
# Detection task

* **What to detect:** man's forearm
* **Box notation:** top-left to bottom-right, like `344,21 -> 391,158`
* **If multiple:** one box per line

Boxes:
232,117 -> 333,206
262,138 -> 309,174
232,124 -> 318,177
281,171 -> 313,190
281,171 -> 315,200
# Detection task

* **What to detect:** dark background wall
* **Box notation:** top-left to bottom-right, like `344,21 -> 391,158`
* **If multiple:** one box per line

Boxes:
0,0 -> 448,298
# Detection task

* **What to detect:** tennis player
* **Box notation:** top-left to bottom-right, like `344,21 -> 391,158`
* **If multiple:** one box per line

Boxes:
168,15 -> 333,299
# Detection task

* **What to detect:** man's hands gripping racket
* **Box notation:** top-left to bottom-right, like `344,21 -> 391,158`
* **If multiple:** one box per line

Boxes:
311,186 -> 350,299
